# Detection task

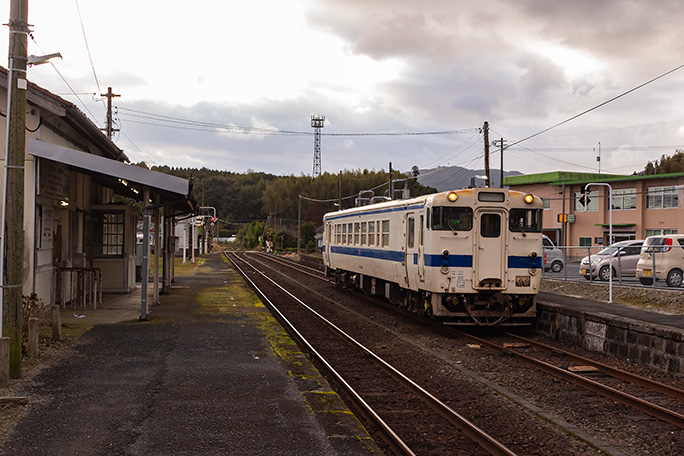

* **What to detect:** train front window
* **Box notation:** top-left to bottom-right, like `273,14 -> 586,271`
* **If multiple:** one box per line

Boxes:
432,207 -> 473,231
509,209 -> 543,233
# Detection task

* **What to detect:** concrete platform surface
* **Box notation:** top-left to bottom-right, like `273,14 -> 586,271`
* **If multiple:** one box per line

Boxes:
1,254 -> 382,456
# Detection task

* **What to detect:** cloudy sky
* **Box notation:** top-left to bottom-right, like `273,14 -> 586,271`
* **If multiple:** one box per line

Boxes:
5,0 -> 684,177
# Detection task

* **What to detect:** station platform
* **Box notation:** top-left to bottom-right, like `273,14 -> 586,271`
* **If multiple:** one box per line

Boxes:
1,254 -> 382,455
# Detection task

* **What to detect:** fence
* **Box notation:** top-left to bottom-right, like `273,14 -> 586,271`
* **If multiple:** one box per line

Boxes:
541,242 -> 683,289
55,267 -> 103,309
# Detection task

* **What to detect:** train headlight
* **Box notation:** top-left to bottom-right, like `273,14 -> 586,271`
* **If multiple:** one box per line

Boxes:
524,194 -> 534,204
447,191 -> 458,202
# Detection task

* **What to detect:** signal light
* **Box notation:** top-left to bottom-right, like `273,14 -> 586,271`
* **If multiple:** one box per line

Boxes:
557,213 -> 567,223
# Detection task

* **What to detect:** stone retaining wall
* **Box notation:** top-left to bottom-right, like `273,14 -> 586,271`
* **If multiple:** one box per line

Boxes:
536,298 -> 684,376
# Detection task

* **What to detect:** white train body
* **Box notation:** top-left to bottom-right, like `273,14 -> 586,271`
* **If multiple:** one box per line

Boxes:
322,188 -> 543,325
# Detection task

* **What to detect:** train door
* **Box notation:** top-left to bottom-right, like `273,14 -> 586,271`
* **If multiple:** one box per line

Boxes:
404,213 -> 420,289
474,209 -> 506,288
418,214 -> 425,280
324,221 -> 331,265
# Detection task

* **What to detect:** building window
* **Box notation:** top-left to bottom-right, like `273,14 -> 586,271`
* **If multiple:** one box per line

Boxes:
646,186 -> 678,209
611,188 -> 636,210
542,197 -> 551,210
578,237 -> 592,247
646,229 -> 678,237
94,212 -> 124,257
574,191 -> 598,212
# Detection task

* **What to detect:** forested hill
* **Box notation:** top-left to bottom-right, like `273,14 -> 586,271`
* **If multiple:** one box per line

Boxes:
148,165 -> 437,229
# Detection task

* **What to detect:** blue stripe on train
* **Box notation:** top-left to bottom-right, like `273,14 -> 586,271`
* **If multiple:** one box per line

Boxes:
329,247 -> 541,269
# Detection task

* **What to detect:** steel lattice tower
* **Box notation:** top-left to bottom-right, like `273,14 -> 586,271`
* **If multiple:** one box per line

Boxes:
311,115 -> 325,177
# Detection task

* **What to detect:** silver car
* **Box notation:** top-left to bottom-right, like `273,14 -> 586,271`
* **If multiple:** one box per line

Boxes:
543,235 -> 564,273
580,240 -> 644,281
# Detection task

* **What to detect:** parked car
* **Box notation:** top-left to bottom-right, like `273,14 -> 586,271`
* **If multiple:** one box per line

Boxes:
579,240 -> 644,281
542,235 -> 564,273
636,234 -> 684,287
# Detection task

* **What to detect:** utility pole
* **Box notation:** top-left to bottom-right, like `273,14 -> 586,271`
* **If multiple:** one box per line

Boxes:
2,0 -> 28,378
492,137 -> 507,187
101,87 -> 120,139
483,121 -> 490,187
388,162 -> 393,199
338,171 -> 342,211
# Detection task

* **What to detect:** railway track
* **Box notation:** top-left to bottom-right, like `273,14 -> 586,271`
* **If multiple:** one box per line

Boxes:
238,251 -> 684,455
226,251 -> 516,456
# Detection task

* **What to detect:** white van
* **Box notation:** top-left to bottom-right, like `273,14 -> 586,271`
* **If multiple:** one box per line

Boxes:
636,234 -> 684,287
542,235 -> 564,273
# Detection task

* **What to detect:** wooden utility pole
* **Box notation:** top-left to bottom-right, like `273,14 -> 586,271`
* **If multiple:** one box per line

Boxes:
101,87 -> 120,139
483,121 -> 490,187
3,0 -> 29,377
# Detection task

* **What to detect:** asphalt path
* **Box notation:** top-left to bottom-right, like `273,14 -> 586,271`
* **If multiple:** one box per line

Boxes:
1,255 -> 358,456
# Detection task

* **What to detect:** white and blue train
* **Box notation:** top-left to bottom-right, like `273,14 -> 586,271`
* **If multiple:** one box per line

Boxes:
322,188 -> 544,325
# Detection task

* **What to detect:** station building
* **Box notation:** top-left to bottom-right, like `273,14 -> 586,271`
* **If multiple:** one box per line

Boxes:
505,171 -> 684,251
0,66 -> 196,310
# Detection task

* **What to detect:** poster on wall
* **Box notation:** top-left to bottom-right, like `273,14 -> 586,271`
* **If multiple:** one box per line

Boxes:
41,206 -> 53,250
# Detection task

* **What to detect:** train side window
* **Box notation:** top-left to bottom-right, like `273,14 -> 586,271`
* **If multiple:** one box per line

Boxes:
361,222 -> 367,245
354,222 -> 360,245
381,220 -> 390,247
369,221 -> 376,246
347,223 -> 353,244
481,213 -> 501,238
342,224 -> 347,244
408,217 -> 415,248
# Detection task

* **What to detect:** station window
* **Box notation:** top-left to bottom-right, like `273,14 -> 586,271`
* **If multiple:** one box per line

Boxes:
93,211 -> 125,257
578,237 -> 592,247
574,191 -> 598,212
646,186 -> 678,209
645,229 -> 678,237
354,222 -> 360,245
369,221 -> 376,246
347,223 -> 353,244
341,224 -> 347,244
335,224 -> 341,244
542,198 -> 551,210
381,220 -> 390,247
361,222 -> 367,245
611,188 -> 636,210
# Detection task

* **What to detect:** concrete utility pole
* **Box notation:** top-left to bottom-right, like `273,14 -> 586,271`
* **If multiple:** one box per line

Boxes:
101,87 -> 120,139
388,162 -> 393,199
3,0 -> 29,377
483,121 -> 490,187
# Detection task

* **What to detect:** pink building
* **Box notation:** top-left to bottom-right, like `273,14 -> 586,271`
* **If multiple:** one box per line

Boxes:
505,172 -> 684,254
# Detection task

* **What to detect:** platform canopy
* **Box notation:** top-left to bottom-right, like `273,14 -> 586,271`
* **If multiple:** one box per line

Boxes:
29,138 -> 196,214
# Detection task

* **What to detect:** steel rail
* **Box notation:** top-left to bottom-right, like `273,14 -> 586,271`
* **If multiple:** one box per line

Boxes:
228,252 -> 518,456
453,329 -> 684,429
225,252 -> 415,456
503,331 -> 684,401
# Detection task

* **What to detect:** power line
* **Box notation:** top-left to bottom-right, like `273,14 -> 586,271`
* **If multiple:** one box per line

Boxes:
116,107 -> 478,137
507,62 -> 684,148
74,0 -> 102,95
